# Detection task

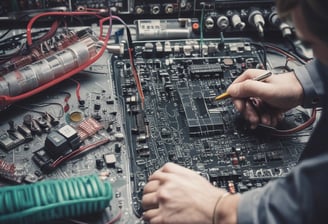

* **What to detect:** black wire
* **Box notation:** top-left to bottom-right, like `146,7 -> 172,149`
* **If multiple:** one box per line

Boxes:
263,42 -> 307,65
126,25 -> 134,50
0,30 -> 48,48
286,36 -> 313,62
251,42 -> 268,70
13,103 -> 64,118
0,14 -> 30,40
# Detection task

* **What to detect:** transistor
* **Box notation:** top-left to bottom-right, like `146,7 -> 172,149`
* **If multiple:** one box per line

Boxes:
32,124 -> 81,172
96,159 -> 105,170
0,128 -> 25,151
44,125 -> 80,159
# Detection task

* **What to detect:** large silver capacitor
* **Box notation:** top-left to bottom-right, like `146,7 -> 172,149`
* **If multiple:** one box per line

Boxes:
0,36 -> 97,96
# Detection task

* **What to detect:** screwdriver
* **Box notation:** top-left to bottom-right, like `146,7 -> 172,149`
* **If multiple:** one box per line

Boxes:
214,71 -> 272,101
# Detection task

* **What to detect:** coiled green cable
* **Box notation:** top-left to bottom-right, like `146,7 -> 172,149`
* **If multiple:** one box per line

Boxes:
0,175 -> 112,224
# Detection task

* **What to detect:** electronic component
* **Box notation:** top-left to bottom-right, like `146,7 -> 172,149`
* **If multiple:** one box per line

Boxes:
104,153 -> 116,167
227,10 -> 246,31
248,8 -> 265,37
32,118 -> 109,172
0,29 -> 93,76
0,28 -> 100,111
0,35 -> 97,97
46,124 -> 81,158
135,18 -> 197,40
0,128 -> 25,151
0,175 -> 113,224
268,9 -> 293,37
77,117 -> 104,140
32,124 -> 81,171
0,159 -> 25,183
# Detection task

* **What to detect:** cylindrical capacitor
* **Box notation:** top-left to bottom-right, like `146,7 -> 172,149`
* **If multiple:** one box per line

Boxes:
0,36 -> 97,96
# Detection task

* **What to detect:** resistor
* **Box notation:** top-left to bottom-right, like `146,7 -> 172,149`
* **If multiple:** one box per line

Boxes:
228,180 -> 236,194
0,159 -> 16,175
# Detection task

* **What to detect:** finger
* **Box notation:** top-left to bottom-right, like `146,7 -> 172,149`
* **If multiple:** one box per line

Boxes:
252,100 -> 283,127
270,114 -> 279,127
268,111 -> 285,127
143,208 -> 161,222
260,113 -> 272,126
161,162 -> 191,174
149,169 -> 172,182
244,100 -> 260,129
148,215 -> 165,224
143,180 -> 160,194
250,98 -> 271,126
232,98 -> 246,112
142,192 -> 159,210
150,162 -> 191,180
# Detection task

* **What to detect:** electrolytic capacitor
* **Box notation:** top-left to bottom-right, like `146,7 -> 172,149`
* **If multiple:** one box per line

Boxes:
0,36 -> 97,97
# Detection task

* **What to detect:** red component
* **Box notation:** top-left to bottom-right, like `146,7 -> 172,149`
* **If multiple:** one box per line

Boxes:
231,157 -> 239,165
228,180 -> 236,194
77,117 -> 104,140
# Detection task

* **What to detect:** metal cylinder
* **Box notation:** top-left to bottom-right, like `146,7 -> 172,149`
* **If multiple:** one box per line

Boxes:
0,36 -> 97,96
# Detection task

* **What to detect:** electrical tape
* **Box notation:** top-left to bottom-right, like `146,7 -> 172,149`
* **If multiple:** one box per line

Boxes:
0,175 -> 112,224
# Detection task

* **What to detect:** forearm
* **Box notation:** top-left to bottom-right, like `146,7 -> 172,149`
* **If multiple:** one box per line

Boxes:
294,59 -> 326,108
213,193 -> 240,224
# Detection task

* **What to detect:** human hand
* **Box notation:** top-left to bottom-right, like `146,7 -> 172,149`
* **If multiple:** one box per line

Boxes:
227,69 -> 304,129
142,162 -> 238,224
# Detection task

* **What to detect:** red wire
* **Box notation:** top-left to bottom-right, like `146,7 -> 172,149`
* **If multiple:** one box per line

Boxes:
85,8 -> 104,12
37,20 -> 60,43
128,48 -> 145,107
0,12 -> 112,109
51,137 -> 110,168
26,11 -> 103,46
269,108 -> 317,136
106,210 -> 122,224
63,92 -> 71,113
71,79 -> 81,101
98,16 -> 112,41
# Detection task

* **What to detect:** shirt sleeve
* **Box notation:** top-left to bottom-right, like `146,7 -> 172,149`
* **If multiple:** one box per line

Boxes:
237,153 -> 328,224
293,59 -> 326,108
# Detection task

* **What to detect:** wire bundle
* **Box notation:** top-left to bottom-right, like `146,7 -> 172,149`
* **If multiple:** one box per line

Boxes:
0,175 -> 113,224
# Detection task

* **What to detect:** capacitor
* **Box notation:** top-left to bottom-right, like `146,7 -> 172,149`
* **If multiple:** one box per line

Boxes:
0,36 -> 97,97
69,111 -> 83,123
136,19 -> 193,40
115,143 -> 121,153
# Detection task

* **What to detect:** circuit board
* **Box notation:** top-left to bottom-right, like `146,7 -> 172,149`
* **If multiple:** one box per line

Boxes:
0,36 -> 312,223
0,54 -> 138,223
111,38 -> 312,217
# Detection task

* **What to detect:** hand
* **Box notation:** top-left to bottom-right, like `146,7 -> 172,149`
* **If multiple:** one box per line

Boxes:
142,162 -> 234,224
227,69 -> 304,129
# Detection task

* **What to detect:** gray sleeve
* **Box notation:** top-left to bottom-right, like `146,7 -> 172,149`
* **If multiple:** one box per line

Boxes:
294,59 -> 325,108
237,153 -> 328,224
